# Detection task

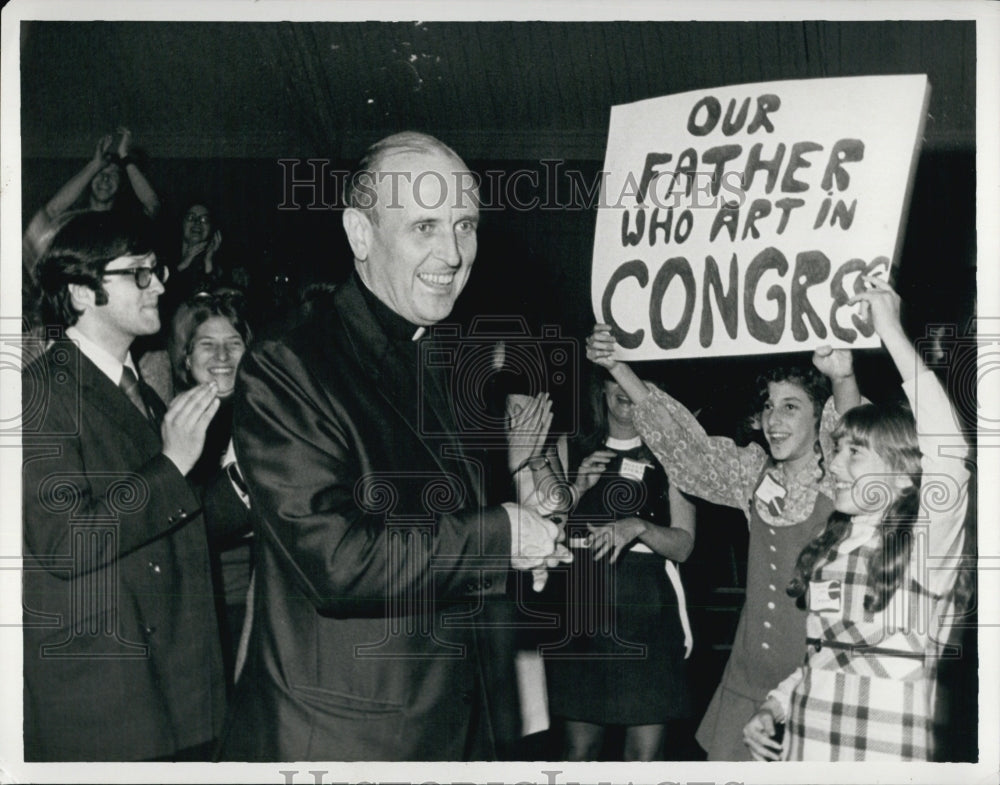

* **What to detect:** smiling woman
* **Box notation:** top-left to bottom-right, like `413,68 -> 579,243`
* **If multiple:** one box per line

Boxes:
168,290 -> 255,685
170,291 -> 251,397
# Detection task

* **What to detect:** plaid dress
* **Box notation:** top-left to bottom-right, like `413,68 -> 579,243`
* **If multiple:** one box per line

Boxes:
778,370 -> 970,761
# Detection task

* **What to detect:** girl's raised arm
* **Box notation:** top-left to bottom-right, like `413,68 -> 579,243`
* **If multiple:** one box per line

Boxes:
851,277 -> 970,596
585,325 -> 766,515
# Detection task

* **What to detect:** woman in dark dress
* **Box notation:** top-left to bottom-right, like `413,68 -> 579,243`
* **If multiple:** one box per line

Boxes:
544,370 -> 696,760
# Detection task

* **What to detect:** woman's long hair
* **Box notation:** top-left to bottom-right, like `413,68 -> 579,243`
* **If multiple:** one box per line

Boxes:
787,402 -> 925,613
575,367 -> 615,459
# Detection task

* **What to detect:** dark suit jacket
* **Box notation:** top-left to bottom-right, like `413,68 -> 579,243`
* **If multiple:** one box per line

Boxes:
220,275 -> 516,761
21,340 -> 225,761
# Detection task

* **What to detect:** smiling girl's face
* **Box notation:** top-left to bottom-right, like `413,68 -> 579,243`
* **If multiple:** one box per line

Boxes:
761,380 -> 819,472
828,435 -> 905,516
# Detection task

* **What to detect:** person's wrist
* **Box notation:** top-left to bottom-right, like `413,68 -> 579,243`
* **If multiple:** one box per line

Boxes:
161,448 -> 193,477
761,693 -> 786,723
513,453 -> 550,475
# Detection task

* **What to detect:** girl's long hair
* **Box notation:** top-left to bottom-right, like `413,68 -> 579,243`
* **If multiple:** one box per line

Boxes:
787,401 -> 925,613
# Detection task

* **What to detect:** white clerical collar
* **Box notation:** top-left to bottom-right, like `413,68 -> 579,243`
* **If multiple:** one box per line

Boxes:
412,326 -> 426,341
65,326 -> 138,386
605,435 -> 642,451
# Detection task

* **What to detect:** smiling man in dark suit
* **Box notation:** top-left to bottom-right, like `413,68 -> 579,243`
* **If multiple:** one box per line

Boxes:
21,211 -> 225,760
221,132 -> 568,761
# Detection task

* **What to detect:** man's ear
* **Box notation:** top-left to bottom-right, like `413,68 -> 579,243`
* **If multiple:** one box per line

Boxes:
67,283 -> 95,314
342,207 -> 373,262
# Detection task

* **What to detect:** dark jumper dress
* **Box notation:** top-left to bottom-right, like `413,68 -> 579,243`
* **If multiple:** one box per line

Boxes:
544,439 -> 691,725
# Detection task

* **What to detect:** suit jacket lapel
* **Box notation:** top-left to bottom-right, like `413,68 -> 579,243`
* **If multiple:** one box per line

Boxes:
59,341 -> 162,447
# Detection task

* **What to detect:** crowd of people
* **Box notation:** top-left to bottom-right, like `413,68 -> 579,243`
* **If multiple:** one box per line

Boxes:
20,129 -> 974,763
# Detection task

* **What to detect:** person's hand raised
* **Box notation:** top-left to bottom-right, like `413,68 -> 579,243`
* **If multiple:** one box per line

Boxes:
572,449 -> 615,497
849,274 -> 904,339
586,324 -> 620,370
93,134 -> 113,165
161,382 -> 220,476
116,127 -> 133,158
207,229 -> 222,256
507,393 -> 552,473
811,345 -> 854,381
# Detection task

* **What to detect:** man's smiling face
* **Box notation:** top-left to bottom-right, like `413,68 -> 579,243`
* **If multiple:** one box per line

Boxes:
355,149 -> 479,326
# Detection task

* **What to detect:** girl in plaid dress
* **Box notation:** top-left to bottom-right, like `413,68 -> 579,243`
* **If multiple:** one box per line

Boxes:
744,277 -> 971,761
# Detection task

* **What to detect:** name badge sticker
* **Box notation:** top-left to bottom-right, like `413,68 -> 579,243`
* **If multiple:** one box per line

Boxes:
619,458 -> 648,482
809,579 -> 843,612
755,472 -> 787,517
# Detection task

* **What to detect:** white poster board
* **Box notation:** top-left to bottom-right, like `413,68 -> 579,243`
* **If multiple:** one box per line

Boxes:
591,74 -> 930,360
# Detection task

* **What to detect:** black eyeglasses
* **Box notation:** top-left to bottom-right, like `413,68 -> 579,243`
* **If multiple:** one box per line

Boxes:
102,262 -> 170,290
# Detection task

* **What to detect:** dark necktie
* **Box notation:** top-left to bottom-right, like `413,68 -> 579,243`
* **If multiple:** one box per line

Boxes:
119,366 -> 152,424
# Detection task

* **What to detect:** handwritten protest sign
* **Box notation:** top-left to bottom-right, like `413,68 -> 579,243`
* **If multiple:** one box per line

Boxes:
591,75 -> 930,360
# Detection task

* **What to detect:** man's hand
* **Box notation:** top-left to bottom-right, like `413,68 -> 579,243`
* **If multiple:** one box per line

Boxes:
161,382 -> 220,476
503,503 -> 572,590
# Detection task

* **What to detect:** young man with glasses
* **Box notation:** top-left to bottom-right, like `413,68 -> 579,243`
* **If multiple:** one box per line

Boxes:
22,211 -> 226,760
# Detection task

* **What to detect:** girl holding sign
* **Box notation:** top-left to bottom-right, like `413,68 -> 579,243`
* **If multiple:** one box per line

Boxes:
742,277 -> 971,761
585,323 -> 861,761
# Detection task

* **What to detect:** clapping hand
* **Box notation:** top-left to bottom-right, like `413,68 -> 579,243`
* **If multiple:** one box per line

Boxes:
116,127 -> 133,159
507,392 -> 552,473
161,382 -> 220,476
207,229 -> 223,255
587,517 -> 645,563
573,449 -> 615,497
94,134 -> 113,165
